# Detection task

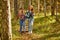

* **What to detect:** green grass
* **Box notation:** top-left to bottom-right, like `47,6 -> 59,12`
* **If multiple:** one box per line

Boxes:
12,13 -> 60,40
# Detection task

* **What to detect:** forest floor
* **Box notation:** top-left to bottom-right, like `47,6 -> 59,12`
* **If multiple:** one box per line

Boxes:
12,13 -> 60,40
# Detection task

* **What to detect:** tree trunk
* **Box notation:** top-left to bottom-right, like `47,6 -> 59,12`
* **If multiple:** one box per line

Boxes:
14,0 -> 18,20
14,0 -> 18,14
0,0 -> 2,40
29,0 -> 31,6
38,0 -> 40,14
56,0 -> 58,21
1,0 -> 12,40
44,0 -> 46,17
20,0 -> 22,8
51,0 -> 56,16
19,0 -> 24,9
7,0 -> 12,40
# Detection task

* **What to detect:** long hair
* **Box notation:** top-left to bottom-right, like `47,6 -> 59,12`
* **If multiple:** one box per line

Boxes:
28,5 -> 33,11
30,5 -> 34,13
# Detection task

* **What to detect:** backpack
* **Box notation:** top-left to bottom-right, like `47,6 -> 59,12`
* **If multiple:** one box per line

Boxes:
26,11 -> 34,19
25,11 -> 31,18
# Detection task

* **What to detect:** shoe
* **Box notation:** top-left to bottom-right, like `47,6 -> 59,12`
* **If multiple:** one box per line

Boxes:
28,31 -> 32,34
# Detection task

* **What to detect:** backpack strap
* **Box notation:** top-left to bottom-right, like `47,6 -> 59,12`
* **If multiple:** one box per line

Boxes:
25,11 -> 31,18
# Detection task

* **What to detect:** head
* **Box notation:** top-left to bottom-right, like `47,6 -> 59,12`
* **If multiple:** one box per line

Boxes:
31,8 -> 33,11
19,8 -> 24,14
31,8 -> 34,13
19,8 -> 22,12
30,5 -> 34,13
28,5 -> 33,11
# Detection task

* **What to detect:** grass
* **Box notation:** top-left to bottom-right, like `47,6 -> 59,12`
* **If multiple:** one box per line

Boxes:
12,13 -> 60,40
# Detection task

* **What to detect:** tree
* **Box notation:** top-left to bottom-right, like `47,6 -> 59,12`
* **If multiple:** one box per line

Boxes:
44,0 -> 46,17
29,0 -> 32,6
14,0 -> 18,14
38,0 -> 40,14
0,0 -> 2,40
20,0 -> 24,9
1,0 -> 12,40
56,0 -> 59,21
51,0 -> 56,16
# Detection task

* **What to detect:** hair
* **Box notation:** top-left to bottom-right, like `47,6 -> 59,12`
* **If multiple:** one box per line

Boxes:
31,6 -> 34,13
18,7 -> 24,14
19,8 -> 23,10
31,8 -> 33,11
28,5 -> 33,11
21,10 -> 24,13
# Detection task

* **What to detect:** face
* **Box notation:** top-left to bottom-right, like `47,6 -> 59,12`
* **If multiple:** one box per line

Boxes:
18,9 -> 23,15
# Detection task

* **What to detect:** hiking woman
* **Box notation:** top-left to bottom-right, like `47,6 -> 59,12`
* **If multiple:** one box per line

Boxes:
18,8 -> 26,33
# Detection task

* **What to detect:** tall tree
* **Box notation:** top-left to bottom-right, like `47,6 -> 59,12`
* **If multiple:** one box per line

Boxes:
1,0 -> 12,40
56,0 -> 58,21
0,0 -> 2,40
51,0 -> 56,16
44,0 -> 46,17
20,0 -> 24,9
38,0 -> 40,14
29,0 -> 32,6
14,0 -> 18,14
20,0 -> 22,8
7,0 -> 12,40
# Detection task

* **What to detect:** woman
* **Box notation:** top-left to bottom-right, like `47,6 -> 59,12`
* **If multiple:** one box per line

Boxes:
26,5 -> 34,34
18,8 -> 26,33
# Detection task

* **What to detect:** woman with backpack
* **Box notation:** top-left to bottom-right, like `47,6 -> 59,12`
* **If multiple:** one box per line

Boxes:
26,5 -> 34,34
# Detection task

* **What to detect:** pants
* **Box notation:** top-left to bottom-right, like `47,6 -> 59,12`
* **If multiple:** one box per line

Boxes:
28,18 -> 34,32
20,20 -> 25,32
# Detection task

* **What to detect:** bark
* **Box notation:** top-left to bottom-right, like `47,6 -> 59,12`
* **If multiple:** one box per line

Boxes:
1,0 -> 9,40
7,0 -> 12,40
51,0 -> 56,16
14,0 -> 18,14
56,0 -> 58,21
44,0 -> 46,17
38,0 -> 40,13
1,0 -> 12,40
20,0 -> 24,9
0,0 -> 2,40
20,0 -> 22,8
29,0 -> 32,6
